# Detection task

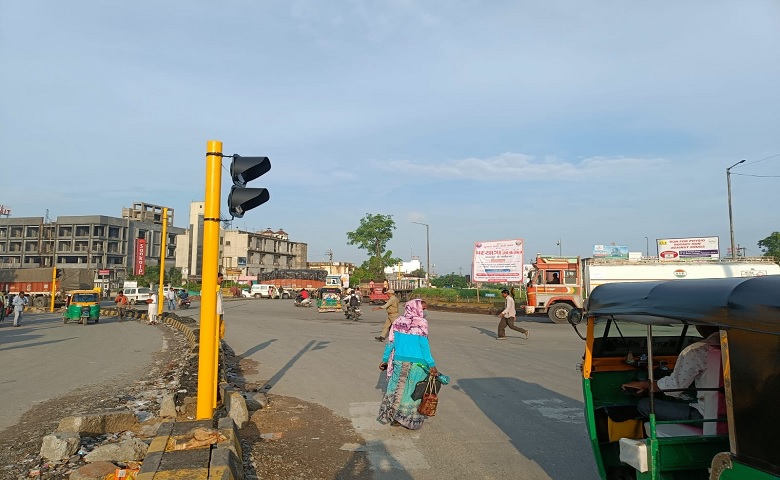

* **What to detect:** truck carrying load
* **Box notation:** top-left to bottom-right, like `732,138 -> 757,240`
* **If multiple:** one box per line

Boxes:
0,267 -> 95,307
525,255 -> 780,324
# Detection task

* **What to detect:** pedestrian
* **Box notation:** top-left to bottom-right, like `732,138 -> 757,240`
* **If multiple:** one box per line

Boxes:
12,292 -> 28,327
167,287 -> 176,310
217,273 -> 225,338
369,279 -> 375,292
382,279 -> 389,293
147,290 -> 158,325
372,289 -> 400,342
115,291 -> 128,321
496,288 -> 529,340
377,299 -> 438,430
0,290 -> 5,322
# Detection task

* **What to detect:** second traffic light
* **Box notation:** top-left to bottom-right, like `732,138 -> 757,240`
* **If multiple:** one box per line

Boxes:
227,155 -> 271,218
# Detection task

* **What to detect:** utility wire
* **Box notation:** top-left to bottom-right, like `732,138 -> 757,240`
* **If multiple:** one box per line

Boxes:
743,152 -> 780,167
732,173 -> 780,178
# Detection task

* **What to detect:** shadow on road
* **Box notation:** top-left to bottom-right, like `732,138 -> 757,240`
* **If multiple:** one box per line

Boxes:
240,338 -> 277,358
456,377 -> 595,480
260,339 -> 328,392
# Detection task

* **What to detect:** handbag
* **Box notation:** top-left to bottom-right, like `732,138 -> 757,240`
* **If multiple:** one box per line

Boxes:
412,374 -> 442,401
417,375 -> 439,416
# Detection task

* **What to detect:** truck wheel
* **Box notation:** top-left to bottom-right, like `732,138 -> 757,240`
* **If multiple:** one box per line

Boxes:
548,303 -> 572,324
33,296 -> 46,307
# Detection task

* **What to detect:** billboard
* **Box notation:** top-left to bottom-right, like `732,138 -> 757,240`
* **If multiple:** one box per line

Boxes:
657,236 -> 719,261
134,238 -> 147,276
593,245 -> 629,259
472,239 -> 524,283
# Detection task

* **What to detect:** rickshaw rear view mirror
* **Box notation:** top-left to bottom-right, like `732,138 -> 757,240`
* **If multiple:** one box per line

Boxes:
568,308 -> 584,325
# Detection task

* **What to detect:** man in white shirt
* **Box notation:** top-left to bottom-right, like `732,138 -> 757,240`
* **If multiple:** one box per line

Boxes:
623,325 -> 720,421
12,292 -> 28,327
496,289 -> 529,340
167,287 -> 176,311
148,291 -> 158,325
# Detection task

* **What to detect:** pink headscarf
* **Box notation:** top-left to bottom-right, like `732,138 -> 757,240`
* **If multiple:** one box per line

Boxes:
385,299 -> 428,377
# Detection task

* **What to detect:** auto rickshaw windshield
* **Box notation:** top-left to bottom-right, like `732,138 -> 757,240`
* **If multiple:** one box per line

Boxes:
73,293 -> 98,303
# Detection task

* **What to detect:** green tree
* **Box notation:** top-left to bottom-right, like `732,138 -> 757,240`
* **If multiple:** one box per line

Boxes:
758,232 -> 780,263
431,273 -> 469,288
409,267 -> 426,278
347,214 -> 400,279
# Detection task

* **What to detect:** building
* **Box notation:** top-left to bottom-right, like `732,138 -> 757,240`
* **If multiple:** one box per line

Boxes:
176,202 -> 308,282
0,203 -> 185,291
384,257 -> 423,276
307,261 -> 355,276
222,228 -> 307,280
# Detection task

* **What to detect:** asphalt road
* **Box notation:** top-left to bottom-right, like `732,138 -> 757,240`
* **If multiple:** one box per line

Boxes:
0,304 -> 164,431
223,298 -> 598,480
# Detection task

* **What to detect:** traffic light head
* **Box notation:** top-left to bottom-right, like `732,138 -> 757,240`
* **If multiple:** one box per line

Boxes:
230,155 -> 271,187
227,154 -> 272,218
228,187 -> 270,218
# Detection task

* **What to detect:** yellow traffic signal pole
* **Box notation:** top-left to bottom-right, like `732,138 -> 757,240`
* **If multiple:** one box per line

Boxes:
157,207 -> 168,317
50,267 -> 56,312
197,140 -> 223,419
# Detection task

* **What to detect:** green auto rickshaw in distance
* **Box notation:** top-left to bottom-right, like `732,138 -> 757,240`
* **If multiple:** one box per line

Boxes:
568,276 -> 780,480
63,289 -> 101,325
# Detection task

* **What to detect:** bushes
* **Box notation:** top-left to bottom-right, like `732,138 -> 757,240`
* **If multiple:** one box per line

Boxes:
411,287 -> 518,303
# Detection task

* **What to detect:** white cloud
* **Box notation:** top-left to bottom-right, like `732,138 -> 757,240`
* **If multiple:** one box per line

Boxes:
377,153 -> 664,180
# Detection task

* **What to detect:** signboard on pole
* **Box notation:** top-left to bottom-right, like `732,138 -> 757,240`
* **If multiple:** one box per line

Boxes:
472,239 -> 524,283
134,238 -> 147,275
593,245 -> 629,259
657,236 -> 719,261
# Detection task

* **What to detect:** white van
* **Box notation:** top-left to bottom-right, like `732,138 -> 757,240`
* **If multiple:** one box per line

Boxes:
123,287 -> 152,305
243,284 -> 285,299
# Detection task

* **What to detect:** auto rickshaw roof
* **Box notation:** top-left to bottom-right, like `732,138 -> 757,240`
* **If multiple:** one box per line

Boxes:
67,289 -> 99,294
585,275 -> 780,335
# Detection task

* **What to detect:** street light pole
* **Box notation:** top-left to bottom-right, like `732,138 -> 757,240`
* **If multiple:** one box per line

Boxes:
412,222 -> 430,287
556,239 -> 562,256
644,236 -> 649,257
727,159 -> 746,258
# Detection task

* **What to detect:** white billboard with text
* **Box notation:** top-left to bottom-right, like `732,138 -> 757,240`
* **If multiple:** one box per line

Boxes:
657,236 -> 720,261
472,239 -> 524,284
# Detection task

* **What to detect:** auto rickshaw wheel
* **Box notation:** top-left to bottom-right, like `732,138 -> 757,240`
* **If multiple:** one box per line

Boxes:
63,315 -> 67,324
82,317 -> 88,325
95,317 -> 99,323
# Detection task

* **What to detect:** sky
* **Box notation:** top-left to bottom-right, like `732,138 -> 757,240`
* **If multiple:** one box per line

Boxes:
2,1 -> 779,275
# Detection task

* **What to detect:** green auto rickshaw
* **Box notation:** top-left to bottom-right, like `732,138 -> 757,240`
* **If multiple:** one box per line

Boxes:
568,276 -> 780,480
63,289 -> 101,325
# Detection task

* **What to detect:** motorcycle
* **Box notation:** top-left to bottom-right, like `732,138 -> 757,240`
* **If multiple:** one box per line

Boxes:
178,297 -> 191,309
345,305 -> 362,321
294,296 -> 313,307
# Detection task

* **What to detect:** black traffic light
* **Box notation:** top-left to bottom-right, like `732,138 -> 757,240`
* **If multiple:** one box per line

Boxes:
227,154 -> 271,218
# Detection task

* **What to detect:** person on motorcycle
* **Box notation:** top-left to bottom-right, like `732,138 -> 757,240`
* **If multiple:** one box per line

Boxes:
297,289 -> 311,306
346,289 -> 361,320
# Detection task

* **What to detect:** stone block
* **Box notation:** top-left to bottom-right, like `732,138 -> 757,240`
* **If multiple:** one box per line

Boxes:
40,432 -> 80,460
84,438 -> 148,463
243,392 -> 269,411
69,461 -> 119,480
227,391 -> 249,429
57,410 -> 138,435
159,393 -> 177,418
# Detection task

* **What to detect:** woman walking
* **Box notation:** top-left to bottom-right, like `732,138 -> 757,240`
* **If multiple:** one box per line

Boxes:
378,299 -> 438,430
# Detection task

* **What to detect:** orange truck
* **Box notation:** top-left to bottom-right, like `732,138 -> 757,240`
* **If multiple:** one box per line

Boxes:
525,255 -> 780,323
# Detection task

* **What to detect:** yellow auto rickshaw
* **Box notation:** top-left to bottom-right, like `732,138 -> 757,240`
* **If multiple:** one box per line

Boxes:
63,289 -> 101,325
317,286 -> 342,313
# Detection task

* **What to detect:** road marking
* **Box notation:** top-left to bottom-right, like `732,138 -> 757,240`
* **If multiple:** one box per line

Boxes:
349,401 -> 431,473
522,399 -> 583,424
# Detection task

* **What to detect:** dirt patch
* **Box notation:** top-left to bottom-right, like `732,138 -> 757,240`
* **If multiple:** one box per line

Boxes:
0,326 -> 192,479
241,395 -> 372,480
221,346 -> 372,480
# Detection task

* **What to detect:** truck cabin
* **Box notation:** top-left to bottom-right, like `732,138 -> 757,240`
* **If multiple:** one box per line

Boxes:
528,256 -> 580,287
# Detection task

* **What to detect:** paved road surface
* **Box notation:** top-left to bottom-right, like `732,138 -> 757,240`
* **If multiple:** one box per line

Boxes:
223,298 -> 598,480
0,307 -> 164,431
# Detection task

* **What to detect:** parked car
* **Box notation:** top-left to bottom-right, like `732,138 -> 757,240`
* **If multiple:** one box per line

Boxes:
122,287 -> 152,305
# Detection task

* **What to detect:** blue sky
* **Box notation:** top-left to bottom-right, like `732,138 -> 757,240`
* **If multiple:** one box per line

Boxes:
2,1 -> 779,275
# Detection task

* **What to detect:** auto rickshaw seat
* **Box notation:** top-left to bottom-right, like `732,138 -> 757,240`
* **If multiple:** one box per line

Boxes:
643,345 -> 727,438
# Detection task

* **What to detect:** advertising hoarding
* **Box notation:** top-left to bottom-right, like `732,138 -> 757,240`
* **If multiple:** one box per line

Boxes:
472,239 -> 524,284
593,245 -> 629,259
657,236 -> 719,261
134,238 -> 147,276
